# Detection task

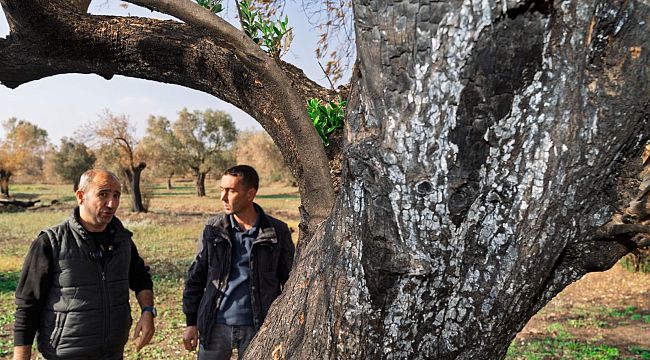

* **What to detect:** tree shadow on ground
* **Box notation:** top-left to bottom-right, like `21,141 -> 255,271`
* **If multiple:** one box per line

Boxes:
8,193 -> 39,200
0,271 -> 19,293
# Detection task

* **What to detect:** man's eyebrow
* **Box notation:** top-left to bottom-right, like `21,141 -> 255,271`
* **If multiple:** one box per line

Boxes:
97,187 -> 121,194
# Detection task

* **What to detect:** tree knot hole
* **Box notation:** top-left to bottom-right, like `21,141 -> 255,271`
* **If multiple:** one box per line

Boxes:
416,180 -> 434,195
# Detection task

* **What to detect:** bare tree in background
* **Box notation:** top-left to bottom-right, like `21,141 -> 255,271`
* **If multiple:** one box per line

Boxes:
83,111 -> 147,212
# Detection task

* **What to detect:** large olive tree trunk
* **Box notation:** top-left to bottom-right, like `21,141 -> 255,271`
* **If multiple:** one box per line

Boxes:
1,0 -> 649,358
245,0 -> 650,358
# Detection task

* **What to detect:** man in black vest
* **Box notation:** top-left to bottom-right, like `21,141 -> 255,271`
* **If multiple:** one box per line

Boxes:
13,169 -> 156,359
182,165 -> 294,359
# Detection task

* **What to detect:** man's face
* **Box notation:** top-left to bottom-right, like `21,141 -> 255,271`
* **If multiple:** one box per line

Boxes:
76,172 -> 121,232
220,174 -> 256,216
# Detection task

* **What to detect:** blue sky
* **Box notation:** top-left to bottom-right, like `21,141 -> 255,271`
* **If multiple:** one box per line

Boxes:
0,1 -> 335,144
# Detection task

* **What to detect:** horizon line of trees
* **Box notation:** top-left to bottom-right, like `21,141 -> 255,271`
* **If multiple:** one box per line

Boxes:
0,109 -> 293,211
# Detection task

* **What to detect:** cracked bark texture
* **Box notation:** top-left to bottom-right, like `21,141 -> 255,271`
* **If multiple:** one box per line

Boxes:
2,0 -> 650,359
245,0 -> 650,359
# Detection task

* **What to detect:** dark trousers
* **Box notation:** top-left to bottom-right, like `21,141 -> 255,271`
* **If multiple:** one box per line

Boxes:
198,324 -> 256,360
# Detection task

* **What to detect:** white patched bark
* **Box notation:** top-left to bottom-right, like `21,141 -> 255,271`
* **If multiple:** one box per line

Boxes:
328,0 -> 648,358
247,0 -> 649,358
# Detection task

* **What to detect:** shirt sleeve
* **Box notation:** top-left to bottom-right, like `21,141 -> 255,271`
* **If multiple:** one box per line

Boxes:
129,241 -> 153,294
14,233 -> 53,346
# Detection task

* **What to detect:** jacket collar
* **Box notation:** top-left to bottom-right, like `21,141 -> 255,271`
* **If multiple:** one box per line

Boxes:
213,203 -> 277,245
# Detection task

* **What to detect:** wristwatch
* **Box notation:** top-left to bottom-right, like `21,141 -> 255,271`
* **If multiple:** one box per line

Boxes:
141,306 -> 157,318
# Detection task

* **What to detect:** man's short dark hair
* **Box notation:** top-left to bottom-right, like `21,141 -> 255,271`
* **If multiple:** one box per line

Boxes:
223,165 -> 259,190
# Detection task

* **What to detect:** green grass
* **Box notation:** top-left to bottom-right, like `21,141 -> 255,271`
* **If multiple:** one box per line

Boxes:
628,346 -> 650,359
508,324 -> 620,360
508,303 -> 650,360
256,193 -> 300,200
0,272 -> 18,294
0,292 -> 14,358
0,181 -> 300,359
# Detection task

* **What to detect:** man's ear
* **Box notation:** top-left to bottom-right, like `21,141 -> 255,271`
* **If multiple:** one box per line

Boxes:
75,190 -> 85,205
248,188 -> 257,201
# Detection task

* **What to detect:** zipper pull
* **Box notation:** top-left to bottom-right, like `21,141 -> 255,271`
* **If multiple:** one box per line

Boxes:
102,271 -> 105,281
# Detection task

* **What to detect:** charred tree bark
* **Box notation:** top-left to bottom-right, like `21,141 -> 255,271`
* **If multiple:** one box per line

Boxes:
0,198 -> 40,208
245,0 -> 650,359
0,170 -> 11,197
122,163 -> 147,212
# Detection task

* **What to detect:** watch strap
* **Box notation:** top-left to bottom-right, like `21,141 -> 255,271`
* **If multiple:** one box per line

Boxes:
141,306 -> 157,317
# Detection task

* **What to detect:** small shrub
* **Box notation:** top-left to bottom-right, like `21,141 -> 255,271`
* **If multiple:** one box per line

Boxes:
196,0 -> 223,14
307,96 -> 347,146
620,249 -> 650,273
239,0 -> 290,58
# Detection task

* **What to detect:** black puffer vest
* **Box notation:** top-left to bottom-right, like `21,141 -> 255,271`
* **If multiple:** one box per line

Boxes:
37,209 -> 132,360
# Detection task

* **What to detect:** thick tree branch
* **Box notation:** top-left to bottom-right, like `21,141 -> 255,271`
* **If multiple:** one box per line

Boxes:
115,136 -> 135,166
0,0 -> 337,228
68,0 -> 90,12
126,0 -> 337,225
125,0 -> 259,59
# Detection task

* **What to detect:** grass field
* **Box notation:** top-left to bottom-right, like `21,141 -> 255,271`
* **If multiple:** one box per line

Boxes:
0,182 -> 300,359
0,182 -> 648,359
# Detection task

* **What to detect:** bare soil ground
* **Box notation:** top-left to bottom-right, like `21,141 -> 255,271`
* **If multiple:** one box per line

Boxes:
514,264 -> 650,358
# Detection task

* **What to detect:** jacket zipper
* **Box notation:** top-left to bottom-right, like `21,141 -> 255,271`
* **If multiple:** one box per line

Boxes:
205,240 -> 231,347
249,246 -> 259,329
97,259 -> 109,353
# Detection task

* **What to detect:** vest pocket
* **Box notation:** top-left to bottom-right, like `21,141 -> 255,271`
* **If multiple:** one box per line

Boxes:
49,312 -> 68,349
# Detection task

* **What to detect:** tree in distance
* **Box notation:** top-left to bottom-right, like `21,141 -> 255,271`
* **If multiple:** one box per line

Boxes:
53,138 -> 96,192
0,118 -> 49,197
143,108 -> 237,197
140,116 -> 186,190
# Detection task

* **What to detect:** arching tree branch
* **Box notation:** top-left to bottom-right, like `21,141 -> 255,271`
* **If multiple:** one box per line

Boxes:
0,0 -> 337,229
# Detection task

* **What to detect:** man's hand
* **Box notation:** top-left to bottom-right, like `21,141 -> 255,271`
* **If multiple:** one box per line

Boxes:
133,311 -> 155,351
13,345 -> 31,360
183,325 -> 199,351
